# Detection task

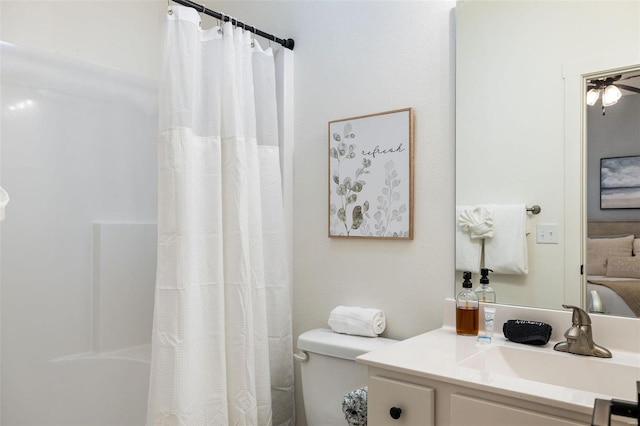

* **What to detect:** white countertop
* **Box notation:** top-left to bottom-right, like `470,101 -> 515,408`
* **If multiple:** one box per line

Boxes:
356,300 -> 640,415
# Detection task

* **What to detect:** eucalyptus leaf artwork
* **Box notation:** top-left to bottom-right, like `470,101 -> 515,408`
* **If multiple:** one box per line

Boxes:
328,108 -> 414,239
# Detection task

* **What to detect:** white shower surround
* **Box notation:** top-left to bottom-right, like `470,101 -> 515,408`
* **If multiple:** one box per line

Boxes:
1,42 -> 158,424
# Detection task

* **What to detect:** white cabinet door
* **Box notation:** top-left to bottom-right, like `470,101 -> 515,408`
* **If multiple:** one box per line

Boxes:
450,394 -> 586,426
368,376 -> 435,426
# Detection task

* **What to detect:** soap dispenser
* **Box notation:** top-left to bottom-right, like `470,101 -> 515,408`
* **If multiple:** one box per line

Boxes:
475,268 -> 496,303
456,271 -> 479,335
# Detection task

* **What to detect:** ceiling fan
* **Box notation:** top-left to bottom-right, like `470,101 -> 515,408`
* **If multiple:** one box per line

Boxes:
586,74 -> 640,114
587,74 -> 640,94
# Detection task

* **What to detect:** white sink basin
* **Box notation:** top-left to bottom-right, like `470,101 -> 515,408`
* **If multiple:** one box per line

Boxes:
458,345 -> 640,400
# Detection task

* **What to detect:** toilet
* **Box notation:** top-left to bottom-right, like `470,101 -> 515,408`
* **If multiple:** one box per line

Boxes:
295,328 -> 398,425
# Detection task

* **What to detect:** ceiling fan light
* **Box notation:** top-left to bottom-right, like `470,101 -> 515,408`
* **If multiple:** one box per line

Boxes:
586,88 -> 600,106
602,85 -> 622,106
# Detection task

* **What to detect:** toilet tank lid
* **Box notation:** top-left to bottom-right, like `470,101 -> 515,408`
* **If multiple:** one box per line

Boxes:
297,328 -> 399,361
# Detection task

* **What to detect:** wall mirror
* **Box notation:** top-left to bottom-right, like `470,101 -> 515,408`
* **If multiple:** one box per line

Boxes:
455,0 -> 640,318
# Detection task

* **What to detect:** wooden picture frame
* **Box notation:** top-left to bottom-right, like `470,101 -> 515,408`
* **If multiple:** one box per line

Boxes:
328,108 -> 414,239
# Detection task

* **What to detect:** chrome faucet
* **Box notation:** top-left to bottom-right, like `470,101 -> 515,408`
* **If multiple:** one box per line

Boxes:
554,305 -> 612,358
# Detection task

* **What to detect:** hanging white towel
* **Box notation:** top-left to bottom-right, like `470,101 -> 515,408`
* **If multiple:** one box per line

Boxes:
0,187 -> 9,221
484,204 -> 528,274
328,306 -> 386,337
455,205 -> 483,273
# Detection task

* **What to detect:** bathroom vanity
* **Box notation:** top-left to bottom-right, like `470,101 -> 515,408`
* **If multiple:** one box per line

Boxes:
357,300 -> 640,426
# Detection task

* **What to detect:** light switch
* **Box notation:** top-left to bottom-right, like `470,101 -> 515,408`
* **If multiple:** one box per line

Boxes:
536,223 -> 559,244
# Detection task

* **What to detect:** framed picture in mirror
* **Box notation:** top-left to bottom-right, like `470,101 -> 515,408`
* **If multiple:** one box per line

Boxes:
328,108 -> 414,239
600,155 -> 640,209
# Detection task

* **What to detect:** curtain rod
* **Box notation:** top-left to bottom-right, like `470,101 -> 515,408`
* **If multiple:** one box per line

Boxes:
170,0 -> 295,50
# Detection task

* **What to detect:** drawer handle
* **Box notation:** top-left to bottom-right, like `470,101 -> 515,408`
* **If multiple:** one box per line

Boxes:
389,406 -> 402,420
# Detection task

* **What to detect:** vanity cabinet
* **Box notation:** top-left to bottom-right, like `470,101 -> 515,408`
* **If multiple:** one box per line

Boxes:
366,368 -> 635,426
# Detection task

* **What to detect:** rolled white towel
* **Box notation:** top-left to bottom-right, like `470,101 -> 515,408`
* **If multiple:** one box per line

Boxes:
328,306 -> 386,337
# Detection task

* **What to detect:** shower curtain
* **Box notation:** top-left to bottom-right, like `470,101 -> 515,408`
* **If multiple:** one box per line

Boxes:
147,6 -> 294,425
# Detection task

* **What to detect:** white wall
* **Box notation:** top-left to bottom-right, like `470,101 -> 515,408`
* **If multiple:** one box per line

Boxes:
1,1 -> 456,425
210,0 -> 455,335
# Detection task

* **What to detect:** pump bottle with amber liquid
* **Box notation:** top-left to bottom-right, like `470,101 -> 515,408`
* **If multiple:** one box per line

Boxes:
456,271 -> 479,335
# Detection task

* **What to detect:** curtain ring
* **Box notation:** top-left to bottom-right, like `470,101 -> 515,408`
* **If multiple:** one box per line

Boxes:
167,0 -> 173,15
197,3 -> 206,27
218,13 -> 224,34
250,28 -> 256,48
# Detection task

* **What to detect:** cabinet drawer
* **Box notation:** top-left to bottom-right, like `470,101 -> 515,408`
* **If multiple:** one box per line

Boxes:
368,375 -> 435,426
450,394 -> 585,426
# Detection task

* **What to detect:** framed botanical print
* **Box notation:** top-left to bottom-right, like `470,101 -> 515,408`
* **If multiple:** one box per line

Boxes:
328,108 -> 414,239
